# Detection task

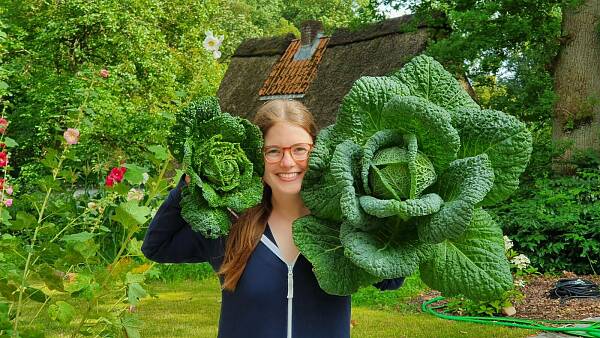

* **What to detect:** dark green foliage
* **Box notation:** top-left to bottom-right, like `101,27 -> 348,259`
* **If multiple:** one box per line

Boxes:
491,168 -> 600,274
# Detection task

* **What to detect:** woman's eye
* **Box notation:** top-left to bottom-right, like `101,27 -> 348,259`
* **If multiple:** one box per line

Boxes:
293,147 -> 308,155
266,148 -> 281,155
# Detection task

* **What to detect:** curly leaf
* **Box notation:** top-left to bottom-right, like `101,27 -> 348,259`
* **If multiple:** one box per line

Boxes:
359,193 -> 443,219
293,216 -> 380,295
391,55 -> 479,112
452,108 -> 533,206
334,77 -> 409,145
181,188 -> 230,238
340,218 -> 431,279
381,96 -> 460,173
419,208 -> 512,301
417,155 -> 494,243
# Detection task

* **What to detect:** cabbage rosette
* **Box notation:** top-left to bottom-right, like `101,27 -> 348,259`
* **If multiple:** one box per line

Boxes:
294,55 -> 532,300
178,98 -> 263,239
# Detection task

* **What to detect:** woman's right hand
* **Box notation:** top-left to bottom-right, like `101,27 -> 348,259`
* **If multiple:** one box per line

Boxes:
184,174 -> 190,185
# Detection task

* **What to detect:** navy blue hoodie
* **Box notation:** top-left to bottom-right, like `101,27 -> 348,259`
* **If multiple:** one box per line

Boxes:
141,177 -> 404,338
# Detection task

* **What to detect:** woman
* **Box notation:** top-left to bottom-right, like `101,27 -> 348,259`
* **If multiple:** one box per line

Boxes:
142,99 -> 404,338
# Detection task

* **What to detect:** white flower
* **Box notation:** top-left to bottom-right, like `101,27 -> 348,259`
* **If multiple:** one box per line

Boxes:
87,201 -> 98,210
142,172 -> 149,184
513,279 -> 526,288
212,50 -> 222,59
503,235 -> 514,252
511,254 -> 530,270
203,31 -> 223,52
127,188 -> 145,201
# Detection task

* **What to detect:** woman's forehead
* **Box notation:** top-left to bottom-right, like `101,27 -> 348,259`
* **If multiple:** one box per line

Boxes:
264,122 -> 312,145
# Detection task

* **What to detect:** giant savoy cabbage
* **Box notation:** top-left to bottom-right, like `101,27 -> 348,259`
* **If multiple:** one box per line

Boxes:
293,55 -> 532,301
172,97 -> 264,239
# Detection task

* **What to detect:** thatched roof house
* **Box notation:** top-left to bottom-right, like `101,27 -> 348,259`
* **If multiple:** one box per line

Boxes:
217,14 -> 439,129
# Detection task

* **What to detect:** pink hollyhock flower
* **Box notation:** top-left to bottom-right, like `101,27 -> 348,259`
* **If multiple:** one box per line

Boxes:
0,178 -> 4,190
6,186 -> 13,195
4,199 -> 12,207
99,69 -> 110,78
63,128 -> 80,145
0,152 -> 8,167
0,118 -> 8,134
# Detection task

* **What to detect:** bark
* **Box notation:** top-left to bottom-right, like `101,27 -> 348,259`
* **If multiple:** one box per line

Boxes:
552,0 -> 600,173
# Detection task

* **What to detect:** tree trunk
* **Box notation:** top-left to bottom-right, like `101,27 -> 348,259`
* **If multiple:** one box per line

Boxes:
552,0 -> 600,173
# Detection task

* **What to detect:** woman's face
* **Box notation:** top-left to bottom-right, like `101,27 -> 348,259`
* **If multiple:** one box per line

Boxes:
262,122 -> 313,197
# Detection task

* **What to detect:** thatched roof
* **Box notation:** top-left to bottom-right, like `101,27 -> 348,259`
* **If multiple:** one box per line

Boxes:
217,14 -> 435,129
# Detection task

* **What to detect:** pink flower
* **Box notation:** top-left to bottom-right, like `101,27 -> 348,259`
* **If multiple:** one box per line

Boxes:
4,199 -> 12,207
0,118 -> 8,134
63,128 -> 80,145
5,186 -> 13,195
0,152 -> 8,167
99,69 -> 110,78
105,175 -> 115,187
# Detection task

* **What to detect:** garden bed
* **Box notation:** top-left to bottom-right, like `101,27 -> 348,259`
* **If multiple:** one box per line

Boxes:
414,272 -> 600,321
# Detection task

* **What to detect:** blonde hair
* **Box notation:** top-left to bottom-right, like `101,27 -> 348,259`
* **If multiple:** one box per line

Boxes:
218,99 -> 316,291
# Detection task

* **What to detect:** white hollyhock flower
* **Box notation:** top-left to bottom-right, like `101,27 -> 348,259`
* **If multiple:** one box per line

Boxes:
511,254 -> 531,270
503,235 -> 514,252
203,31 -> 223,52
127,188 -> 145,201
212,50 -> 222,59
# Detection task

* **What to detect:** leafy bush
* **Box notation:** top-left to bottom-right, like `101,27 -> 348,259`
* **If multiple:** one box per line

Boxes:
492,168 -> 600,274
294,55 -> 532,301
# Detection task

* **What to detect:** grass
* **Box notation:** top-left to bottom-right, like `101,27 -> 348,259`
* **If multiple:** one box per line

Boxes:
14,275 -> 537,337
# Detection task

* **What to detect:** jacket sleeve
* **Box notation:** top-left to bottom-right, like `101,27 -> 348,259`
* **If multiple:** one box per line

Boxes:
373,277 -> 405,291
141,175 -> 225,264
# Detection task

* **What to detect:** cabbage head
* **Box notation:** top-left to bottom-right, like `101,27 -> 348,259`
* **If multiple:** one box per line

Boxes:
294,55 -> 532,300
178,97 -> 263,238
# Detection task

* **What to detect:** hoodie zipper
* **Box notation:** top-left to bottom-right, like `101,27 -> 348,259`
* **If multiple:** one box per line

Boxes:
260,234 -> 300,338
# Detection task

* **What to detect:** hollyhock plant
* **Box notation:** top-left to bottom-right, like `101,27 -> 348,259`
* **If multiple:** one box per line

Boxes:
4,199 -> 12,207
63,128 -> 80,145
0,118 -> 8,134
0,152 -> 8,167
99,69 -> 110,78
5,186 -> 12,195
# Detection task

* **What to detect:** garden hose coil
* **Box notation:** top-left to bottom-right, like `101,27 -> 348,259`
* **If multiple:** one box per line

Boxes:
422,296 -> 600,338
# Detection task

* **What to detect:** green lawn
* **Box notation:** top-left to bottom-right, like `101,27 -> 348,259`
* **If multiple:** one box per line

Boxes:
15,275 -> 536,337
134,276 -> 536,338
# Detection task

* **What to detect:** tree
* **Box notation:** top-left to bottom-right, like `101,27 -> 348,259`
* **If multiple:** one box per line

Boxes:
382,0 -> 600,172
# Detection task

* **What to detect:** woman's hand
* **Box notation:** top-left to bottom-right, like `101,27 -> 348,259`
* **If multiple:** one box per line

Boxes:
185,174 -> 190,185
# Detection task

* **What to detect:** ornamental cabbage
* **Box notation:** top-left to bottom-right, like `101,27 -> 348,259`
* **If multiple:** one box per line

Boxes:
176,97 -> 264,238
294,55 -> 532,301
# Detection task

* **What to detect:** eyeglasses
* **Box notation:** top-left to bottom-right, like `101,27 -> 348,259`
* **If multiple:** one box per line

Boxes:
263,143 -> 313,163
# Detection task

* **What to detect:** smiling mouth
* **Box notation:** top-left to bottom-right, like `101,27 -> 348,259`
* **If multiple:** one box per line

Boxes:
277,172 -> 301,180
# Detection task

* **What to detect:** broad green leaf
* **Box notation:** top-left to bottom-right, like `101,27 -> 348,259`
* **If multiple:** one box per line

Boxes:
123,163 -> 147,185
420,208 -> 512,301
334,76 -> 409,145
391,54 -> 479,112
121,313 -> 142,338
360,129 -> 405,195
417,154 -> 494,243
10,212 -> 37,230
340,218 -> 431,279
301,126 -> 345,222
112,201 -> 151,231
452,108 -> 533,206
127,283 -> 147,306
2,137 -> 17,148
293,216 -> 379,295
0,209 -> 11,226
48,301 -> 76,325
381,96 -> 460,173
37,264 -> 65,292
147,145 -> 168,161
126,272 -> 145,284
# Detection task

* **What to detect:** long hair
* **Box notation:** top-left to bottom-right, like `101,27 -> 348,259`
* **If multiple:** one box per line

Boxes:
218,99 -> 317,291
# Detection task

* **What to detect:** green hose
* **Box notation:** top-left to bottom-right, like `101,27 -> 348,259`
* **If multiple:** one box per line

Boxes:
422,296 -> 600,337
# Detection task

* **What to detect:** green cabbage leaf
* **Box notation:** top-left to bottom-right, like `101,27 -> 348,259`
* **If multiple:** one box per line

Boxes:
295,55 -> 532,300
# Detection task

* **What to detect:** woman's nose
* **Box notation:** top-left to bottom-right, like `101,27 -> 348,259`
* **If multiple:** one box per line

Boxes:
280,150 -> 295,167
